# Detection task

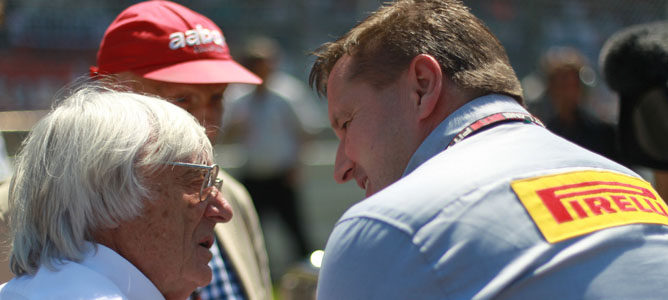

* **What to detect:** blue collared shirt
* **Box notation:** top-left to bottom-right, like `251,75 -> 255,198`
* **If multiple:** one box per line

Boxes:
0,243 -> 164,299
317,94 -> 668,300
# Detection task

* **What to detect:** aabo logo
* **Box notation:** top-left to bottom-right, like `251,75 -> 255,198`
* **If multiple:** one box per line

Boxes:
512,170 -> 668,243
169,24 -> 225,52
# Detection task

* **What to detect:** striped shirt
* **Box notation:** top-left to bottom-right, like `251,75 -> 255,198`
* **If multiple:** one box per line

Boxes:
192,238 -> 247,300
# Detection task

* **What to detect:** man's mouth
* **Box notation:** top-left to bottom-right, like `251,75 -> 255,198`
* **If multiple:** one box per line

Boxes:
198,236 -> 214,249
356,177 -> 369,190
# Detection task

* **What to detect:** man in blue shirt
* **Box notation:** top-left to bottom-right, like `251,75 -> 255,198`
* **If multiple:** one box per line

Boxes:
309,0 -> 668,299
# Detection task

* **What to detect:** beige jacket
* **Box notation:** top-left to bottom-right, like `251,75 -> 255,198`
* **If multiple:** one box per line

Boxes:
215,170 -> 273,300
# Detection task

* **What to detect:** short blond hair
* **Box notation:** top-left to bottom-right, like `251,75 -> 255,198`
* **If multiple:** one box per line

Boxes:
309,0 -> 523,104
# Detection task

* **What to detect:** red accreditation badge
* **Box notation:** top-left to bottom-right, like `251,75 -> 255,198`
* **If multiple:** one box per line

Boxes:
511,170 -> 668,243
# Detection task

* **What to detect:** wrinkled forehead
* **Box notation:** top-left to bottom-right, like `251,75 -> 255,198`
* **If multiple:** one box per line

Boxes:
185,153 -> 214,166
151,81 -> 228,97
326,55 -> 356,97
115,72 -> 228,97
147,154 -> 213,181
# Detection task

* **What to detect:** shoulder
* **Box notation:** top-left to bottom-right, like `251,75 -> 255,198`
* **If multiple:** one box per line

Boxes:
0,262 -> 126,299
337,123 -> 637,246
318,216 -> 425,299
215,170 -> 260,240
215,170 -> 262,243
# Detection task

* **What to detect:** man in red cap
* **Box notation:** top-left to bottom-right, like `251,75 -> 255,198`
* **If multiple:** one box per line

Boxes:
90,1 -> 272,299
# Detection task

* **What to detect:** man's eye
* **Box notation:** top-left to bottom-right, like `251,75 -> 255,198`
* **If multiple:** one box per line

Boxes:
169,97 -> 193,110
342,120 -> 350,129
212,93 -> 224,102
189,172 -> 206,187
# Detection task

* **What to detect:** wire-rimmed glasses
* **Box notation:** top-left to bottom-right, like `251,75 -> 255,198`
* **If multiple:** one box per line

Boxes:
165,162 -> 223,202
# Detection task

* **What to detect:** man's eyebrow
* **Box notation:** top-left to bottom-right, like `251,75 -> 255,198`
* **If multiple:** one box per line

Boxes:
211,92 -> 224,100
168,164 -> 205,178
331,109 -> 350,130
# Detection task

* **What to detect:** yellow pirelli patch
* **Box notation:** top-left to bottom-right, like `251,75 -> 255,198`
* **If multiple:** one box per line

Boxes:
511,170 -> 667,243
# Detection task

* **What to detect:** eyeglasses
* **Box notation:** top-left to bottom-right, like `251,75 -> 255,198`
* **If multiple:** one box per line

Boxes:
165,162 -> 223,202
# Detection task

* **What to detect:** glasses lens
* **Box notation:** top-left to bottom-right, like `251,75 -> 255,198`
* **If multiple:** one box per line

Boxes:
200,165 -> 221,202
211,165 -> 219,187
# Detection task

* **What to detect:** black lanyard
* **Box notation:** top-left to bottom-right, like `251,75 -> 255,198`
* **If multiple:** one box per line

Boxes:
447,112 -> 544,148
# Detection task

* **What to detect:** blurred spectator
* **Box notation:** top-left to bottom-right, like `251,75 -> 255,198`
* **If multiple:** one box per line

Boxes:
599,21 -> 668,199
223,36 -> 324,262
536,46 -> 619,161
0,135 -> 10,182
0,134 -> 12,283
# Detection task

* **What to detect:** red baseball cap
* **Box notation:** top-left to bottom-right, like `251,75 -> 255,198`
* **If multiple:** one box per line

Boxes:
90,0 -> 261,85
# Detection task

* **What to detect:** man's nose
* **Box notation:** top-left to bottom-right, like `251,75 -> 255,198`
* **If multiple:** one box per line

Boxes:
333,141 -> 354,184
204,187 -> 233,223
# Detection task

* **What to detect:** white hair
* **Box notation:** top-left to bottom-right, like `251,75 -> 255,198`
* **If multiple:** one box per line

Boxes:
8,84 -> 212,275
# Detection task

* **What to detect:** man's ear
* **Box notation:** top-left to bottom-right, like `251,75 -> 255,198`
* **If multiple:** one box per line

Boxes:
408,54 -> 443,120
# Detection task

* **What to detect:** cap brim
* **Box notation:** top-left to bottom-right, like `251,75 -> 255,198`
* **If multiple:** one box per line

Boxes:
136,59 -> 262,85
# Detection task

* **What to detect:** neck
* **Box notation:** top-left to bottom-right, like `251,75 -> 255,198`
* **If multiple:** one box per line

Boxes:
421,83 -> 487,139
92,229 -> 118,252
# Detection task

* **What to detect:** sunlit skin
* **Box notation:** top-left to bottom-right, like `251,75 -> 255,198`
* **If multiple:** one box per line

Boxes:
115,72 -> 227,143
326,54 -> 459,197
94,159 -> 233,300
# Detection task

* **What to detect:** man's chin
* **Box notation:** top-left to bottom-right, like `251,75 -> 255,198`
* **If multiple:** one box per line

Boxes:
364,181 -> 392,198
365,186 -> 379,198
162,269 -> 212,300
191,265 -> 214,287
198,274 -> 213,288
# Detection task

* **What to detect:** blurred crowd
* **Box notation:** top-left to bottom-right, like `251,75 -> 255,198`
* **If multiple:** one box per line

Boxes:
0,0 -> 665,111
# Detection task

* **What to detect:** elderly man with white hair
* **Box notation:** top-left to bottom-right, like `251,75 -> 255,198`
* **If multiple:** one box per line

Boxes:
0,85 -> 233,300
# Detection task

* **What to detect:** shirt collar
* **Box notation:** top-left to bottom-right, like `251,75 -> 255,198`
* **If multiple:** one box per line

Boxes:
403,94 -> 528,176
80,242 -> 165,300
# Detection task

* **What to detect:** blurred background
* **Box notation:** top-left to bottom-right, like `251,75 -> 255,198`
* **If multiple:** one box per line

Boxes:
0,0 -> 666,297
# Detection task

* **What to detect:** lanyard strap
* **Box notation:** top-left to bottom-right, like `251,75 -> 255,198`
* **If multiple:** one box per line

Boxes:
447,112 -> 544,148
